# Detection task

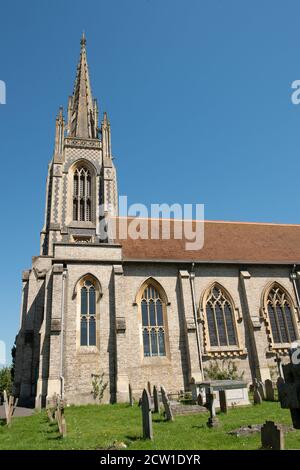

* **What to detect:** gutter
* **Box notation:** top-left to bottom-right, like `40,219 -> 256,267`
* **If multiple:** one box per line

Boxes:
189,262 -> 204,379
290,264 -> 300,322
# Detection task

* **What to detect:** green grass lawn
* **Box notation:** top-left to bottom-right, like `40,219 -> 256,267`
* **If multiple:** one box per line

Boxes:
0,402 -> 300,450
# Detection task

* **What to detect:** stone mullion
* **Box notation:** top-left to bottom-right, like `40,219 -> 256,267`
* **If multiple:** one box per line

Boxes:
221,301 -> 230,346
212,303 -> 220,347
281,304 -> 291,343
273,302 -> 283,343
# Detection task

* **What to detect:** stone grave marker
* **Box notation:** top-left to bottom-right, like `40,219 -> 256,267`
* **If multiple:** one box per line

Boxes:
254,378 -> 265,400
261,421 -> 284,450
253,380 -> 262,405
147,381 -> 152,396
153,385 -> 159,413
141,389 -> 153,440
265,379 -> 275,402
197,393 -> 204,406
129,384 -> 133,407
160,385 -> 174,421
274,353 -> 284,378
206,387 -> 219,428
219,389 -> 227,414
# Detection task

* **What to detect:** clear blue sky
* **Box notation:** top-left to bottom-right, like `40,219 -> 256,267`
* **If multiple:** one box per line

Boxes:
1,0 -> 300,364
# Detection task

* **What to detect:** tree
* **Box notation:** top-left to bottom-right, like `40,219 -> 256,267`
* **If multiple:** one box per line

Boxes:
0,366 -> 13,399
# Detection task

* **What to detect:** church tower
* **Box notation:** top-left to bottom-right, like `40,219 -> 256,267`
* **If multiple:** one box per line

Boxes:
40,33 -> 118,256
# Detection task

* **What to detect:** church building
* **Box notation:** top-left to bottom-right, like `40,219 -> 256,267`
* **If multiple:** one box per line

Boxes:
14,36 -> 300,406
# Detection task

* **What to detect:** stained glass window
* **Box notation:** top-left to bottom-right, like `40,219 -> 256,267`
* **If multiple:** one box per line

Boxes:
140,284 -> 166,357
266,285 -> 297,344
205,284 -> 237,348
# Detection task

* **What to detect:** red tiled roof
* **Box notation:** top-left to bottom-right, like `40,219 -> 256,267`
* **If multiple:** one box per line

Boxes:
113,218 -> 300,264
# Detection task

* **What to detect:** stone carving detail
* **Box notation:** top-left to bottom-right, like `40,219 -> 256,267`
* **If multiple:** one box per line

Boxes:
65,137 -> 101,149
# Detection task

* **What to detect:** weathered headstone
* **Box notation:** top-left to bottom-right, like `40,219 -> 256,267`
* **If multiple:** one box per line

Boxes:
261,421 -> 284,450
206,387 -> 219,427
253,388 -> 262,405
197,393 -> 204,406
160,385 -> 174,421
253,380 -> 263,405
274,353 -> 284,378
147,381 -> 152,396
254,378 -> 265,400
141,389 -> 153,440
55,398 -> 67,437
265,379 -> 275,401
153,385 -> 159,413
129,384 -> 133,407
219,390 -> 227,414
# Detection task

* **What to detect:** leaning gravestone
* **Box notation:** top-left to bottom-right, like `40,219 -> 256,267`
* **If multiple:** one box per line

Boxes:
261,421 -> 284,450
253,380 -> 262,405
265,379 -> 275,402
254,378 -> 265,400
141,389 -> 153,440
160,385 -> 174,421
219,390 -> 227,414
129,384 -> 133,407
153,385 -> 159,413
207,387 -> 219,428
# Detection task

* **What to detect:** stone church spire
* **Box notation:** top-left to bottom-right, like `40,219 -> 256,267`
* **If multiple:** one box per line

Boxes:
68,33 -> 98,139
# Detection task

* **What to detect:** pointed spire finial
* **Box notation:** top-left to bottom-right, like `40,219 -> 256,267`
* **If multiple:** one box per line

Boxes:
81,31 -> 86,47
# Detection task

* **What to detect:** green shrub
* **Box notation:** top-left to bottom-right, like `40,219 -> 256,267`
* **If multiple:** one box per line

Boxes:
91,373 -> 108,402
204,359 -> 244,381
0,366 -> 13,397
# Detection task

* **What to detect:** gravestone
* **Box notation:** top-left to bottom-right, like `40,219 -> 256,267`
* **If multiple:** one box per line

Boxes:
265,379 -> 275,401
274,353 -> 284,378
129,384 -> 133,407
206,387 -> 219,428
197,393 -> 204,406
153,385 -> 159,413
141,389 -> 153,440
219,390 -> 227,414
254,378 -> 265,400
160,385 -> 174,421
253,380 -> 262,405
147,381 -> 152,396
261,421 -> 284,450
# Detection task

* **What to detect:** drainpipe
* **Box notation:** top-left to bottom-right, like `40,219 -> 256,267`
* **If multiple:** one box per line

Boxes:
60,268 -> 67,399
290,264 -> 300,325
189,263 -> 204,379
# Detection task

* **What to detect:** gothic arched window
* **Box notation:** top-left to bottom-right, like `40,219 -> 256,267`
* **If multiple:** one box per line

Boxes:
80,279 -> 96,346
139,281 -> 167,357
73,166 -> 92,222
204,284 -> 238,348
265,284 -> 297,344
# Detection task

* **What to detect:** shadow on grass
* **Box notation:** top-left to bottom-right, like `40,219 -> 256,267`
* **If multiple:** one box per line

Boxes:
152,416 -> 166,423
0,419 -> 6,427
125,435 -> 144,443
191,424 -> 207,430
